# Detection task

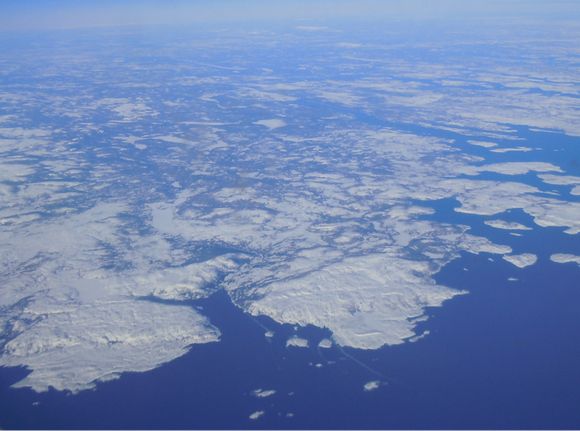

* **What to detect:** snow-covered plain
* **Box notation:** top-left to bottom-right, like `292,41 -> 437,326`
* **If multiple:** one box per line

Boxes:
0,24 -> 578,395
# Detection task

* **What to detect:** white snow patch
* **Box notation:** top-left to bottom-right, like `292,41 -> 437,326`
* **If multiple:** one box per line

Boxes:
550,254 -> 580,266
286,336 -> 309,348
502,253 -> 538,268
252,389 -> 276,398
0,300 -> 219,393
467,140 -> 497,148
490,147 -> 533,153
408,330 -> 431,343
363,380 -> 381,391
484,220 -> 532,231
249,410 -> 265,420
538,174 -> 580,186
254,119 -> 287,130
460,162 -> 562,176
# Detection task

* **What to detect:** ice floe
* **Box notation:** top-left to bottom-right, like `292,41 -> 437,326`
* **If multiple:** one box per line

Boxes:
467,140 -> 497,148
490,147 -> 533,153
460,162 -> 562,176
550,254 -> 580,266
538,174 -> 580,186
252,389 -> 276,398
538,174 -> 580,196
286,336 -> 309,348
484,220 -> 532,231
318,338 -> 333,349
249,410 -> 265,420
503,253 -> 538,268
363,380 -> 381,391
408,330 -> 431,342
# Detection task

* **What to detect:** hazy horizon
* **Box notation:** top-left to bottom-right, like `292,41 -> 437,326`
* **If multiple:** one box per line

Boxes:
2,0 -> 580,32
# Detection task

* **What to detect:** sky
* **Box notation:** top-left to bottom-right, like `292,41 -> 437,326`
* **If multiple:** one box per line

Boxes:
1,0 -> 579,32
